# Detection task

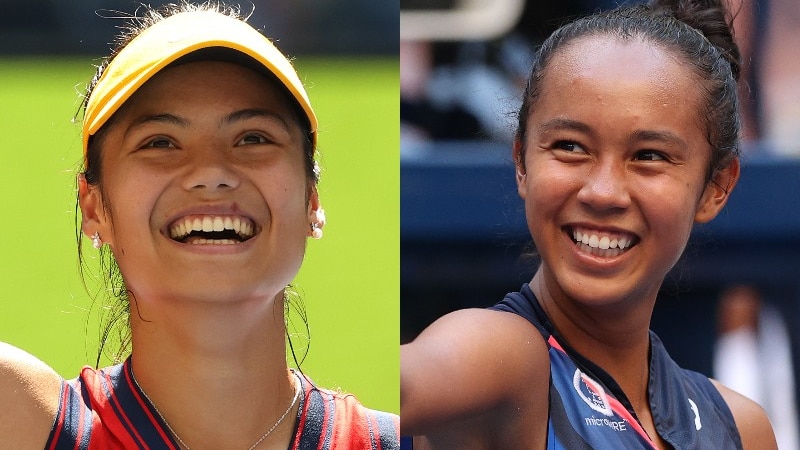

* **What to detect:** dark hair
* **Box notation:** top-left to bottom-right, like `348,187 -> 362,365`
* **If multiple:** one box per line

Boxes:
76,1 -> 316,366
515,0 -> 741,180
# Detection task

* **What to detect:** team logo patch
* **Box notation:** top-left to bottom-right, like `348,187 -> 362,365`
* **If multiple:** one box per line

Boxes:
573,369 -> 613,416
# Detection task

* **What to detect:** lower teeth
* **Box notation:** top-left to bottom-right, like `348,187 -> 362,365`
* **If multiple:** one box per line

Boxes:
576,241 -> 625,257
188,238 -> 240,245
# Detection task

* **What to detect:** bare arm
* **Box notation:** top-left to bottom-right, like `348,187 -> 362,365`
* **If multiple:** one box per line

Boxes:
401,308 -> 549,446
0,342 -> 62,450
712,379 -> 778,450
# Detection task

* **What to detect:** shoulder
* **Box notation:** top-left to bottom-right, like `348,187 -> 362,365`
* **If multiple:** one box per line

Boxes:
711,379 -> 778,450
0,342 -> 63,449
401,308 -> 549,445
403,307 -> 547,367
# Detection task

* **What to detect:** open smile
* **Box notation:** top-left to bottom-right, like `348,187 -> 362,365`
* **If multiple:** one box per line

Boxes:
567,226 -> 639,258
168,215 -> 257,245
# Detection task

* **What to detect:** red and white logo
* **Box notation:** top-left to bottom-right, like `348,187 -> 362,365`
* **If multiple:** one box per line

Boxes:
573,369 -> 613,416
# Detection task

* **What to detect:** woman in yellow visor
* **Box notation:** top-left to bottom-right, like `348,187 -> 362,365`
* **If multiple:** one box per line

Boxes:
0,3 -> 398,449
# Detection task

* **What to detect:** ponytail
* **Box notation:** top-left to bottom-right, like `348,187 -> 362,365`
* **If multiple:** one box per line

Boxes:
649,0 -> 741,81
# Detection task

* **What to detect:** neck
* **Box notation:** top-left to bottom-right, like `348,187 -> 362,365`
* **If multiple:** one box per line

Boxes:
530,269 -> 655,408
128,289 -> 300,449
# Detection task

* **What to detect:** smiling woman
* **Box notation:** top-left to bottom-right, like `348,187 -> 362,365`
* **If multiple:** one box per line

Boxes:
0,2 -> 398,449
83,59 -> 316,309
401,0 -> 777,449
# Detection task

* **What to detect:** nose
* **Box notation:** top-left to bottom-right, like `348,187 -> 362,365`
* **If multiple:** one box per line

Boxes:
576,159 -> 631,212
181,143 -> 241,192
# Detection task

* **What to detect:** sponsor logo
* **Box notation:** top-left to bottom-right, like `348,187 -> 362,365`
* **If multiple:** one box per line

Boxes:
573,368 -> 613,416
584,416 -> 628,431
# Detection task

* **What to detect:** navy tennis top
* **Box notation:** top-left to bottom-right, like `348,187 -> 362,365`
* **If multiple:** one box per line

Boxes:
490,284 -> 743,449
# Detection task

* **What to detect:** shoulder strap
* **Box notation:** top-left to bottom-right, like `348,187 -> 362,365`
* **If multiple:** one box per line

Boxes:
291,373 -> 399,450
489,284 -> 552,341
648,333 -> 743,449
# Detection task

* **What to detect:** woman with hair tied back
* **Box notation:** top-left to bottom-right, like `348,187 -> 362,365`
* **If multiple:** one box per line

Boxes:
401,0 -> 777,448
0,2 -> 398,449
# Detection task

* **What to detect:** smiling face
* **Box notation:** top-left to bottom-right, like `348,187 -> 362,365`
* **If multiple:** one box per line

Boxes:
79,60 -> 320,304
516,35 -> 737,307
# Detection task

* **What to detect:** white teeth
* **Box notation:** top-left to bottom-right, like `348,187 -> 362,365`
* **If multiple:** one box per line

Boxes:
233,217 -> 241,234
571,228 -> 635,252
168,215 -> 256,242
190,238 -> 238,245
202,217 -> 213,232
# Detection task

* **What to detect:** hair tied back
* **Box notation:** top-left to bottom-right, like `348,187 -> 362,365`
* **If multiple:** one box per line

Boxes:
648,0 -> 741,81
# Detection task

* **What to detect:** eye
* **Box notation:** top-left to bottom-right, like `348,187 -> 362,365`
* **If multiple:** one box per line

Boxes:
236,133 -> 270,146
553,140 -> 586,153
635,150 -> 667,161
142,137 -> 175,149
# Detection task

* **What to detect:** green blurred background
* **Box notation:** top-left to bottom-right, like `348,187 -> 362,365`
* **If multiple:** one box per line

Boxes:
0,56 -> 399,414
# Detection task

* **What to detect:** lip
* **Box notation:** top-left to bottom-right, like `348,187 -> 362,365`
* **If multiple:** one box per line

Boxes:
562,223 -> 640,268
161,203 -> 262,251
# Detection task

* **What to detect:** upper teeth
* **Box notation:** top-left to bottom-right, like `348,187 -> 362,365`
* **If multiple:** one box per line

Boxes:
573,228 -> 633,250
169,215 -> 254,240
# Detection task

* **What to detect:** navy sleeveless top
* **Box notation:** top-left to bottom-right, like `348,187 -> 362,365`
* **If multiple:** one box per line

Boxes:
491,284 -> 743,450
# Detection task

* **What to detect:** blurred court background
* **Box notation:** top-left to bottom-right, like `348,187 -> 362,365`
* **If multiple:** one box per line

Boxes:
401,0 -> 800,447
0,0 -> 398,414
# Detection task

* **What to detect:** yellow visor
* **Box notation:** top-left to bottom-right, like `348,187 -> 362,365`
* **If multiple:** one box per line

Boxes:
82,10 -> 317,158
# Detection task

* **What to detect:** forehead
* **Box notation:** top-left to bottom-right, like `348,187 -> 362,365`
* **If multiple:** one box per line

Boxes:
533,35 -> 706,134
132,60 -> 292,108
547,34 -> 698,97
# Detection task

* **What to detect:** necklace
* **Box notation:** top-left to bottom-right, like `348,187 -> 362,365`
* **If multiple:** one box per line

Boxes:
130,367 -> 302,450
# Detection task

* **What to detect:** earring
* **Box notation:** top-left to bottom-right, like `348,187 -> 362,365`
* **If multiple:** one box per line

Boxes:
309,208 -> 325,239
91,232 -> 102,249
310,222 -> 323,239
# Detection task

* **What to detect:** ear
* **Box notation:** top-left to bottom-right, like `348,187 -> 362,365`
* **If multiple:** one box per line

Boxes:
306,185 -> 325,236
695,158 -> 740,224
78,174 -> 112,245
513,139 -> 527,199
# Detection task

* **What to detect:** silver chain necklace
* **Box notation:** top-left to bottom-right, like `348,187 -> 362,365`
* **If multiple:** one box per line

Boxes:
130,367 -> 302,450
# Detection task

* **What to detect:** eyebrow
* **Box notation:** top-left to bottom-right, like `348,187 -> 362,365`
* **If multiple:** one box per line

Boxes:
131,113 -> 189,128
537,118 -> 592,135
130,109 -> 291,132
537,118 -> 688,149
223,108 -> 291,131
629,129 -> 688,149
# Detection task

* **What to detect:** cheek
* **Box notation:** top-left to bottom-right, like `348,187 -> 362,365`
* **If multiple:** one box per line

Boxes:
253,171 -> 310,220
103,172 -> 169,250
524,161 -> 579,209
635,179 -> 703,251
522,166 -> 579,240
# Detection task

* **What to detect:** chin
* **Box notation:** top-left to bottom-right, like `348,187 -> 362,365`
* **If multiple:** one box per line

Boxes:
566,275 -> 662,312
